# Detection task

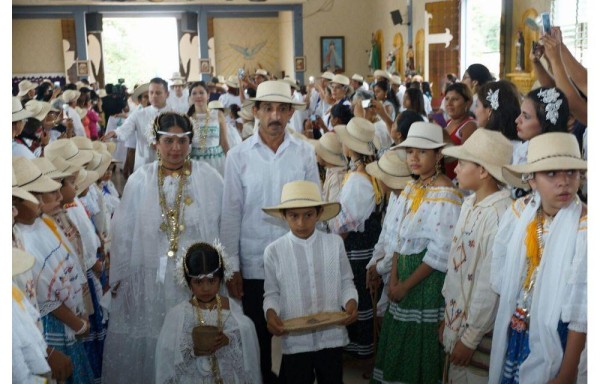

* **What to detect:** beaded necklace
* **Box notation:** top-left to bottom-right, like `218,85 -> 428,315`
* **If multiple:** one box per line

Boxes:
408,170 -> 439,214
194,108 -> 211,151
158,159 -> 191,258
192,294 -> 224,384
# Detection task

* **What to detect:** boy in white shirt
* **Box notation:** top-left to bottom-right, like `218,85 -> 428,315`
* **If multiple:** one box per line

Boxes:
262,180 -> 358,383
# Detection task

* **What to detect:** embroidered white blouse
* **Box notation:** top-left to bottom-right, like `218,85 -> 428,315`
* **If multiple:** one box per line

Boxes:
441,190 -> 512,353
220,130 -> 320,279
263,230 -> 358,354
330,172 -> 376,234
393,180 -> 463,272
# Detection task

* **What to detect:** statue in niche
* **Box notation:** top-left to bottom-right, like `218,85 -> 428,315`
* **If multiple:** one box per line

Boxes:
515,31 -> 525,71
386,51 -> 396,72
406,44 -> 415,72
370,33 -> 381,71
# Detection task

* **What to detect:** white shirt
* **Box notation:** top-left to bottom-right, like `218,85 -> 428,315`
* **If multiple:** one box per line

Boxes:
263,230 -> 358,354
12,141 -> 35,159
374,120 -> 393,151
219,93 -> 241,109
167,89 -> 190,114
220,130 -> 320,279
114,104 -> 172,171
64,105 -> 86,137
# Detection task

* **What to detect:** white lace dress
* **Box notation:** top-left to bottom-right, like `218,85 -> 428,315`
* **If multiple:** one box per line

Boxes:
155,299 -> 261,384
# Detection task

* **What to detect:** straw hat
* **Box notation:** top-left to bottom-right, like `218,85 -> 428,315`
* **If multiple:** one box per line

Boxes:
85,152 -> 102,171
374,70 -> 391,80
24,100 -> 52,121
104,141 -> 117,155
17,80 -> 38,97
71,136 -> 95,152
44,139 -> 94,167
315,132 -> 346,167
97,89 -> 107,98
255,69 -> 268,77
366,149 -> 412,190
239,107 -> 255,121
225,75 -> 240,89
262,180 -> 341,221
88,151 -> 112,177
351,74 -> 364,82
13,248 -> 35,277
12,167 -> 38,204
334,117 -> 381,156
75,169 -> 100,195
31,157 -> 71,180
502,132 -> 587,188
320,71 -> 334,80
250,81 -> 306,110
397,122 -> 446,149
172,78 -> 185,86
208,100 -> 224,110
13,157 -> 62,193
132,83 -> 149,101
391,75 -> 403,86
280,77 -> 299,90
49,156 -> 80,176
331,74 -> 350,86
442,129 -> 513,184
62,90 -> 81,104
12,97 -> 33,122
170,72 -> 184,81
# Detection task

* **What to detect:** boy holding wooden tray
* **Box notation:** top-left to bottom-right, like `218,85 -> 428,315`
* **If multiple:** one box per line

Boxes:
262,180 -> 358,383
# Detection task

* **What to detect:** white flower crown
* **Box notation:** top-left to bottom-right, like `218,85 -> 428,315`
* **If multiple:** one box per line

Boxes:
537,88 -> 563,125
176,239 -> 233,288
486,89 -> 500,111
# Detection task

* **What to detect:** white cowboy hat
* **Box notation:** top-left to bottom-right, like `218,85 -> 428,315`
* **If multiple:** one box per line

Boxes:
17,80 -> 38,97
255,69 -> 268,77
442,129 -> 513,184
351,74 -> 364,82
391,75 -> 403,86
12,97 -> 33,122
25,100 -> 53,121
366,149 -> 413,190
75,169 -> 100,195
13,248 -> 35,277
171,78 -> 185,86
61,90 -> 81,104
280,77 -> 299,90
262,180 -> 341,221
31,157 -> 71,180
320,71 -> 334,80
208,100 -> 224,110
225,75 -> 240,89
250,81 -> 306,110
12,167 -> 38,204
334,117 -> 381,156
315,132 -> 347,167
13,156 -> 62,193
132,83 -> 149,101
502,132 -> 587,188
45,138 -> 94,167
170,72 -> 185,81
373,70 -> 391,80
49,156 -> 80,176
331,74 -> 350,86
396,122 -> 446,150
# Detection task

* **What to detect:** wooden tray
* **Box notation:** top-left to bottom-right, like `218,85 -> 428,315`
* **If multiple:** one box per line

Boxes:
282,311 -> 349,332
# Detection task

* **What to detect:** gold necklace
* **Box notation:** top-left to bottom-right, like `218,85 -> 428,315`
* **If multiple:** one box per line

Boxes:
195,109 -> 211,151
408,171 -> 439,214
193,294 -> 224,384
158,159 -> 190,258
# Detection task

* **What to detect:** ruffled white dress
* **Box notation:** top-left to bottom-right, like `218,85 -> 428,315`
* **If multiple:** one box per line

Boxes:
155,297 -> 261,384
103,160 -> 224,384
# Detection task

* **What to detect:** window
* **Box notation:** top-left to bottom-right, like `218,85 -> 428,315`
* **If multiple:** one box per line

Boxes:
551,0 -> 587,66
461,0 -> 502,78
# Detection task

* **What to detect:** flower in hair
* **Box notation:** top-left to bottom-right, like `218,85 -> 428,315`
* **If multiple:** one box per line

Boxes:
486,89 -> 500,111
176,239 -> 233,288
536,88 -> 562,124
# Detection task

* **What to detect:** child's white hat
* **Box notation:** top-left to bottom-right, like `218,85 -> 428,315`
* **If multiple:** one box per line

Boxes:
365,149 -> 412,190
262,180 -> 341,221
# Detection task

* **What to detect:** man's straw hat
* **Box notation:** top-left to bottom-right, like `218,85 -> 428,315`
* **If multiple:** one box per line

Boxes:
366,149 -> 412,190
31,157 -> 71,180
12,97 -> 33,122
12,167 -> 38,204
44,139 -> 94,167
502,132 -> 587,188
17,80 -> 38,97
396,122 -> 446,150
262,180 -> 341,221
250,81 -> 306,110
75,169 -> 100,195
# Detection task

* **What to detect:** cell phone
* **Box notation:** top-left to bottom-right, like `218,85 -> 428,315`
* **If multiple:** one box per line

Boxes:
238,68 -> 245,79
310,114 -> 316,122
361,99 -> 372,109
53,81 -> 61,89
62,104 -> 70,119
309,76 -> 315,84
540,12 -> 551,35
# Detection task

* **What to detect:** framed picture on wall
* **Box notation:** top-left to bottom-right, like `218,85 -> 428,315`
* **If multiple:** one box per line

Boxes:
294,56 -> 306,72
320,36 -> 344,73
75,60 -> 90,77
199,59 -> 211,74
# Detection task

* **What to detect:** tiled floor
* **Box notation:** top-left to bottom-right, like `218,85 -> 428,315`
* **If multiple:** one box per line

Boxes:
271,337 -> 373,383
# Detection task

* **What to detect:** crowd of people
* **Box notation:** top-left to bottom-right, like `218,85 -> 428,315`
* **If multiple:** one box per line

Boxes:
12,25 -> 587,384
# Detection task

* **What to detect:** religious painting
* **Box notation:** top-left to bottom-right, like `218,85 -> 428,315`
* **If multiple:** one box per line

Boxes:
320,36 -> 345,73
294,56 -> 306,72
199,58 -> 211,74
75,60 -> 90,77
